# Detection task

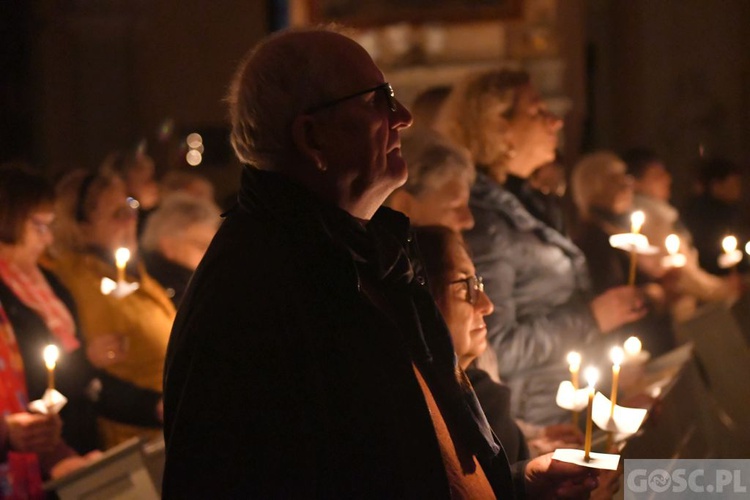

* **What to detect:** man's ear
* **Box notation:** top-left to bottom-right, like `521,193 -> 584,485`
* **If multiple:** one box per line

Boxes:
291,114 -> 324,165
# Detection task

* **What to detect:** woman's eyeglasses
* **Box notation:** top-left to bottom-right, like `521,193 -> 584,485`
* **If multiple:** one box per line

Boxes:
449,275 -> 484,305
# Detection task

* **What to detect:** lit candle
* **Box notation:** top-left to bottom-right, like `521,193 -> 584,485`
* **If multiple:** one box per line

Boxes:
567,351 -> 581,389
665,234 -> 680,256
718,235 -> 742,270
115,247 -> 130,283
43,344 -> 59,391
745,241 -> 750,256
567,351 -> 582,425
610,346 -> 624,416
628,211 -> 645,286
583,367 -> 598,462
662,234 -> 686,268
723,235 -> 737,255
623,336 -> 642,357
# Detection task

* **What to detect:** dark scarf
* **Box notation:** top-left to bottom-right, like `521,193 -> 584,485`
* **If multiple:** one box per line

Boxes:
237,168 -> 502,461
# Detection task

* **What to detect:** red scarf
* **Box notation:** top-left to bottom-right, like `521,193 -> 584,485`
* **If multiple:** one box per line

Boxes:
0,258 -> 79,352
0,305 -> 43,500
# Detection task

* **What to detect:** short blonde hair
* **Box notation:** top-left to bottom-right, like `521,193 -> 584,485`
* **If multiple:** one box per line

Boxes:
435,69 -> 529,177
570,151 -> 628,219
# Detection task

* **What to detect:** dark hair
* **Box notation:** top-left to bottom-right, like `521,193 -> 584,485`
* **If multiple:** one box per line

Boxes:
621,147 -> 662,180
695,157 -> 741,189
413,225 -> 462,303
0,165 -> 55,244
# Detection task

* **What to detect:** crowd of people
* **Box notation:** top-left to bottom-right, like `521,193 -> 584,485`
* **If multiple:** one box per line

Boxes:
1,25 -> 746,498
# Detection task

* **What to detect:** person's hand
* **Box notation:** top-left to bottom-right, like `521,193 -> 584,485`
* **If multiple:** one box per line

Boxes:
50,450 -> 103,479
590,286 -> 647,333
525,453 -> 599,499
589,468 -> 622,500
5,412 -> 62,454
86,333 -> 128,368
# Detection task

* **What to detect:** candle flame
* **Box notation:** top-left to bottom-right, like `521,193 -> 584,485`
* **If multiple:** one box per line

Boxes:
630,211 -> 645,234
610,346 -> 625,366
624,336 -> 642,356
665,234 -> 680,255
43,344 -> 59,370
566,351 -> 581,370
584,366 -> 599,388
722,236 -> 737,254
746,241 -> 750,256
115,247 -> 131,268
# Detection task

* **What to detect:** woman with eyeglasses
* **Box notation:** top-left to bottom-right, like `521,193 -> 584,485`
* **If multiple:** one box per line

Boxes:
415,225 -> 587,460
0,166 -> 171,474
47,169 -> 175,448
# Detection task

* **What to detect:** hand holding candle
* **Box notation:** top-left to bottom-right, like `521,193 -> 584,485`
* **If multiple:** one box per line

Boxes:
115,247 -> 130,283
583,366 -> 598,462
43,344 -> 59,391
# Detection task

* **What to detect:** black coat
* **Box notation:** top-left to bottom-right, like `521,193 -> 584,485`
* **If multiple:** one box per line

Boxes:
163,168 -> 522,499
0,269 -> 162,453
468,367 -> 529,464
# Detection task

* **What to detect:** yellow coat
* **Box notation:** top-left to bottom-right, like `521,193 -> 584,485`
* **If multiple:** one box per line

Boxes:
48,250 -> 176,448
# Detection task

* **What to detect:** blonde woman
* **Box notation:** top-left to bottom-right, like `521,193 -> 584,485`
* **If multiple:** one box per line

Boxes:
436,70 -> 646,426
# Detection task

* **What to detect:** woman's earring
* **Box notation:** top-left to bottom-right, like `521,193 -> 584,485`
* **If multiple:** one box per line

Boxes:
316,159 -> 327,172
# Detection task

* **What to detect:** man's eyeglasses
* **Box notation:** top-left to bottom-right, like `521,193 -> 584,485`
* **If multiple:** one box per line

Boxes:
305,82 -> 397,114
449,275 -> 484,305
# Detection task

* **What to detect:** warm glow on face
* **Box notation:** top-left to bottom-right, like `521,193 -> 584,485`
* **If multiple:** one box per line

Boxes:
665,234 -> 680,255
43,344 -> 59,370
115,247 -> 131,268
584,366 -> 599,388
624,336 -> 642,356
567,351 -> 581,370
610,346 -> 625,366
723,236 -> 738,253
630,211 -> 645,233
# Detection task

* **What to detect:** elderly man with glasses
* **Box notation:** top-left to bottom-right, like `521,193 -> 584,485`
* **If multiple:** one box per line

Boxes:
162,27 -> 597,499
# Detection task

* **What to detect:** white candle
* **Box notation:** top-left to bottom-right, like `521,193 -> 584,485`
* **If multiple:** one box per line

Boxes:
115,247 -> 130,283
723,236 -> 738,255
43,344 -> 59,390
630,211 -> 645,234
623,336 -> 642,357
610,347 -> 624,416
583,367 -> 599,461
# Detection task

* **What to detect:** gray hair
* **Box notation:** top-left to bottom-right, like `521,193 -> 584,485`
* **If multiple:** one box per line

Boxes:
140,194 -> 221,252
399,127 -> 475,196
226,26 -> 347,171
571,151 -> 628,218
